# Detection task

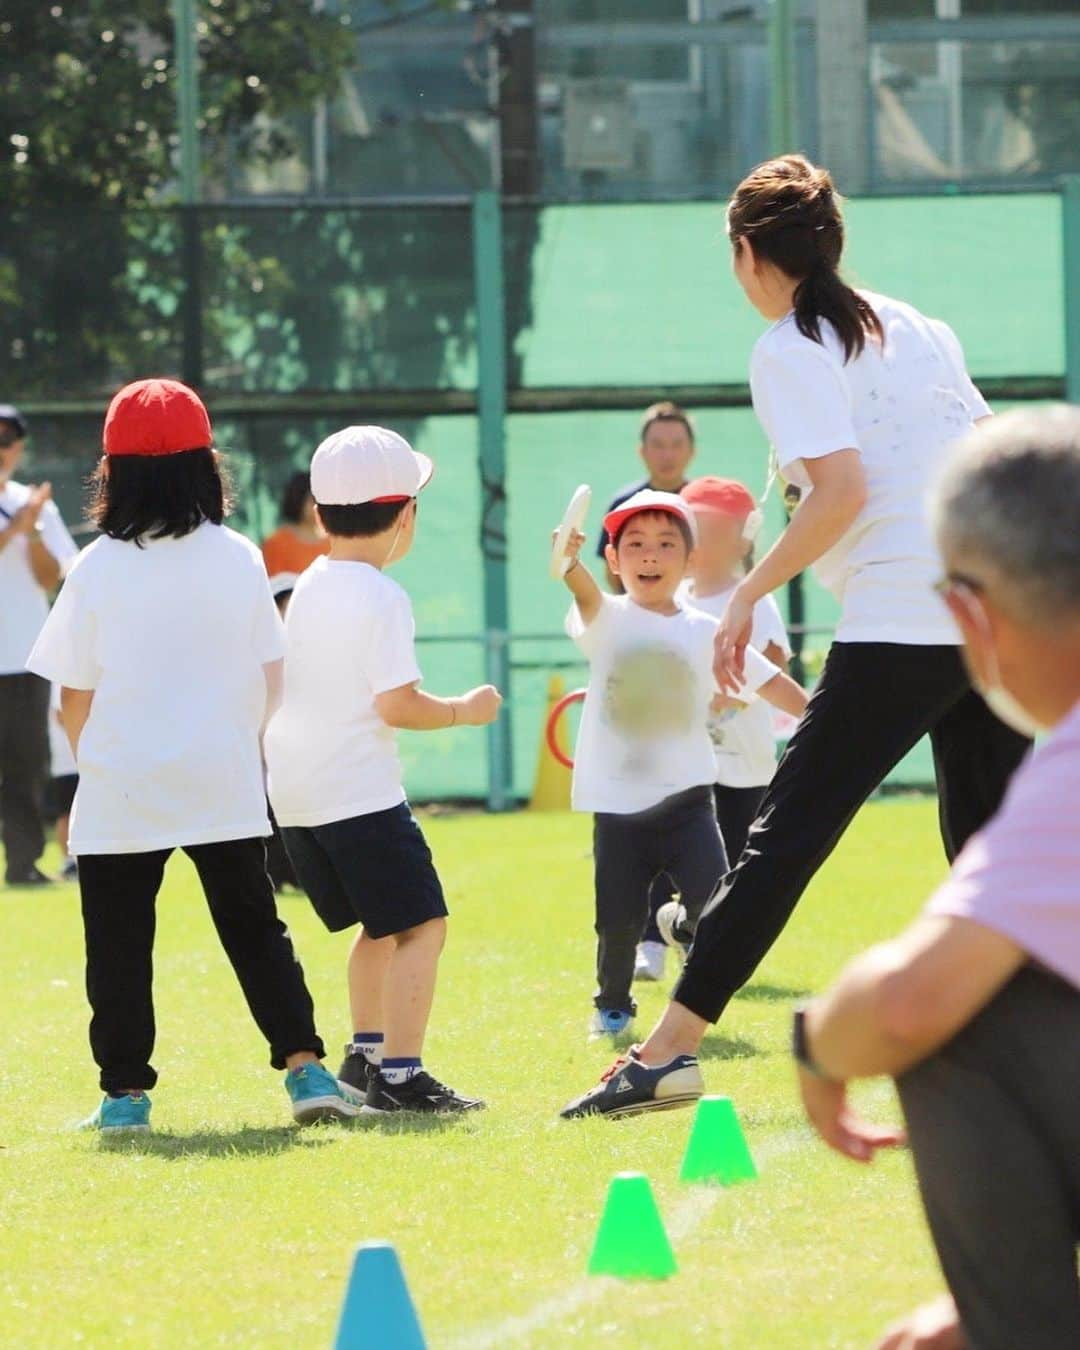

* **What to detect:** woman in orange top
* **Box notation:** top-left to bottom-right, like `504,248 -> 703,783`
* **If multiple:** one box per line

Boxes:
261,470 -> 329,578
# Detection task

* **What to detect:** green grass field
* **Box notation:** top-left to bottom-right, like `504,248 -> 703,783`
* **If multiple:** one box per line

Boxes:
2,800 -> 951,1348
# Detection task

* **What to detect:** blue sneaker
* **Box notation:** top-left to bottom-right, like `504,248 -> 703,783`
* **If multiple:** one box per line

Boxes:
560,1047 -> 703,1120
80,1092 -> 152,1134
286,1060 -> 362,1125
588,1007 -> 635,1042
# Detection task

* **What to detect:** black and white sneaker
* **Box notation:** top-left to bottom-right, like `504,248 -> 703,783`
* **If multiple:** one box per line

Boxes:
362,1069 -> 485,1116
337,1044 -> 378,1095
559,1046 -> 703,1120
5,865 -> 55,888
656,900 -> 693,960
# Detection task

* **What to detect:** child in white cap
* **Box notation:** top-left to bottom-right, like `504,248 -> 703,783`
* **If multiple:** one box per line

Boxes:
554,489 -> 805,1060
265,426 -> 501,1115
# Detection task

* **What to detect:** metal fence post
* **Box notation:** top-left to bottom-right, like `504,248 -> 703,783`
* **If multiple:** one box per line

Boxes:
1064,176 -> 1080,404
768,0 -> 796,155
472,190 -> 514,811
172,0 -> 203,388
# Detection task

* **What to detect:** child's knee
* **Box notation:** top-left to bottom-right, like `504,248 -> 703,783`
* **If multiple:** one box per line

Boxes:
395,916 -> 447,950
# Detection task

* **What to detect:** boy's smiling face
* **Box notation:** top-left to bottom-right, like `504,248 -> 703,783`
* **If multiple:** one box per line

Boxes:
605,510 -> 692,611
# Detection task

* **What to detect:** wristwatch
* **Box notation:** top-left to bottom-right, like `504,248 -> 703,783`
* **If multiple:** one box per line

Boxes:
792,1005 -> 833,1080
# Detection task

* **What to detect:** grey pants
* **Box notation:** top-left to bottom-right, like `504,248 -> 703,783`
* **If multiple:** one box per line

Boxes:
897,967 -> 1080,1350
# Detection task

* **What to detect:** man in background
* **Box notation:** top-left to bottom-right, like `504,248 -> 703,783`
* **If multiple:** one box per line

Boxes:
794,407 -> 1080,1350
0,404 -> 78,885
597,401 -> 696,594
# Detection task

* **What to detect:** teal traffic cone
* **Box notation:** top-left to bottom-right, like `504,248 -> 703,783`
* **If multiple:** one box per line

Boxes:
587,1172 -> 677,1280
334,1241 -> 427,1349
679,1095 -> 757,1185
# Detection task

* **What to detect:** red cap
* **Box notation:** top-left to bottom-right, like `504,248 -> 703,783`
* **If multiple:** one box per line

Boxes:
680,476 -> 756,519
103,378 -> 213,457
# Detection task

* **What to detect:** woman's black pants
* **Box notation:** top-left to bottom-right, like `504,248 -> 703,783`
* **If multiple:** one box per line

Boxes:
673,643 -> 1031,1023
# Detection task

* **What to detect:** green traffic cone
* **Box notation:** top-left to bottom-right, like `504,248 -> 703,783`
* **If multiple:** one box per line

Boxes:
587,1172 -> 677,1280
679,1095 -> 758,1185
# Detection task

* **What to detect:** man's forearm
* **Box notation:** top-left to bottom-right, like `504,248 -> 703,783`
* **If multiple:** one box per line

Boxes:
805,943 -> 933,1080
28,536 -> 61,589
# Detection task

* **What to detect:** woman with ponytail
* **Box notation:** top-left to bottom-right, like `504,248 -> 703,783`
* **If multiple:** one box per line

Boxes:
561,154 -> 1032,1122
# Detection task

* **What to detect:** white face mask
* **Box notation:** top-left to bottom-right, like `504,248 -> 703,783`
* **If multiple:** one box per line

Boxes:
955,582 -> 1044,739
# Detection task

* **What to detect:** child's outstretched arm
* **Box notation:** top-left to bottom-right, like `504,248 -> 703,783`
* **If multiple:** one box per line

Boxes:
559,528 -> 603,627
758,669 -> 809,719
376,682 -> 502,731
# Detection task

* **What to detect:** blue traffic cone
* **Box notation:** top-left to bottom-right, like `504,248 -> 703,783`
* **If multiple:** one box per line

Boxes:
334,1241 -> 427,1350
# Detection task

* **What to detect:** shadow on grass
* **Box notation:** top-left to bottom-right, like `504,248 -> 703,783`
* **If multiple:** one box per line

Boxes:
356,1113 -> 476,1137
733,981 -> 810,1004
96,1125 -> 337,1159
696,1033 -> 760,1063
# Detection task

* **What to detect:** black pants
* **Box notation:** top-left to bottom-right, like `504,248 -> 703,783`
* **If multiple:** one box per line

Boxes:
0,671 -> 50,878
675,643 -> 1030,1022
642,784 -> 766,943
594,786 -> 727,1014
79,838 -> 325,1093
897,969 -> 1080,1350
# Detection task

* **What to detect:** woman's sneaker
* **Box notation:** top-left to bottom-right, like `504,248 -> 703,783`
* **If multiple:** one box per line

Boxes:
363,1069 -> 485,1115
337,1043 -> 378,1095
286,1061 -> 363,1125
656,900 -> 693,961
80,1092 -> 152,1134
559,1047 -> 703,1119
588,1007 -> 635,1042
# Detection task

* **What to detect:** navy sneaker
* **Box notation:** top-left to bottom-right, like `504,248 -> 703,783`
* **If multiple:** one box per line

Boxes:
337,1043 -> 378,1095
559,1047 -> 704,1120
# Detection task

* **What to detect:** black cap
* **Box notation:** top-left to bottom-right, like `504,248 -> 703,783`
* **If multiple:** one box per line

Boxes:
0,405 -> 27,438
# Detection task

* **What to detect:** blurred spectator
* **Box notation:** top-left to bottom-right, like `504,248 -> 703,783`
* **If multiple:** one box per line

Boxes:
0,404 -> 78,885
261,471 -> 329,579
596,402 -> 696,593
795,409 -> 1080,1350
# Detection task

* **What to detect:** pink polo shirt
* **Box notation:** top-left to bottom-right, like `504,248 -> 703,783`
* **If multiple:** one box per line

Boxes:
927,697 -> 1080,993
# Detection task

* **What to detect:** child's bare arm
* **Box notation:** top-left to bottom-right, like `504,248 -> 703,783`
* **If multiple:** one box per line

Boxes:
59,686 -> 94,758
559,528 -> 603,626
758,670 -> 809,719
376,682 -> 502,731
762,640 -> 790,674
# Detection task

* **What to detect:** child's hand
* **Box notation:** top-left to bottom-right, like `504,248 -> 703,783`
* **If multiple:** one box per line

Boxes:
457,684 -> 503,726
711,692 -> 748,716
551,527 -> 586,574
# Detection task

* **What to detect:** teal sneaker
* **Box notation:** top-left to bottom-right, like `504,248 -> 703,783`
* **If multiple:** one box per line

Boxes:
286,1061 -> 362,1125
80,1092 -> 152,1134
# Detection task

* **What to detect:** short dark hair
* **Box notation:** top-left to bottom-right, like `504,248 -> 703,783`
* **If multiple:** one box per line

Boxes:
89,447 -> 231,545
612,509 -> 694,553
316,498 -> 410,539
640,401 -> 695,445
280,470 -> 313,525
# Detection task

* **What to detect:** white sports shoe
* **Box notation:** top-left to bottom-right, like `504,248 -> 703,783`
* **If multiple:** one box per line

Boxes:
633,941 -> 667,983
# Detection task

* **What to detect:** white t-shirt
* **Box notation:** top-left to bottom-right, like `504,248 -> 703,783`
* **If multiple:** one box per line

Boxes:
680,580 -> 792,788
750,292 -> 988,644
265,559 -> 422,828
26,523 -> 284,855
567,593 -> 778,815
0,482 -> 79,675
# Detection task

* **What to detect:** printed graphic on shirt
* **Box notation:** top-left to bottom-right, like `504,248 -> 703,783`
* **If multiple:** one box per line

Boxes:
603,643 -> 696,741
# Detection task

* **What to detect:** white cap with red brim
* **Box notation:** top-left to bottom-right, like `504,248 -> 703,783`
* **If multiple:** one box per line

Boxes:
310,425 -> 434,506
602,488 -> 698,544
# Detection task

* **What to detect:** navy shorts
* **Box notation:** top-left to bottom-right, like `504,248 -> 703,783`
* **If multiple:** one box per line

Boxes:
280,802 -> 448,938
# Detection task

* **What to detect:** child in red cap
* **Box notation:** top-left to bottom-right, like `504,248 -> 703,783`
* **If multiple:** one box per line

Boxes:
678,475 -> 808,871
553,489 -> 805,1061
27,378 -> 359,1133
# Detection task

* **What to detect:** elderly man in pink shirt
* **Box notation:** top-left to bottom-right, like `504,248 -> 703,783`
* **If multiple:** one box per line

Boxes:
794,406 -> 1080,1350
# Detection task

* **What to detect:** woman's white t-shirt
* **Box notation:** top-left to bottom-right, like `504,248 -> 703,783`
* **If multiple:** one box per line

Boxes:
680,580 -> 792,789
26,523 -> 285,855
750,291 -> 988,644
265,559 -> 422,828
567,593 -> 778,815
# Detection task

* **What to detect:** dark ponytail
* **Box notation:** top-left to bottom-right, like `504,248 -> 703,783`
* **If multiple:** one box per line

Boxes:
727,154 -> 884,364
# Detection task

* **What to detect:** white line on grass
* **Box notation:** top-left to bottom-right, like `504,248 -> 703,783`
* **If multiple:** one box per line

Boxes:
448,1124 -> 814,1350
